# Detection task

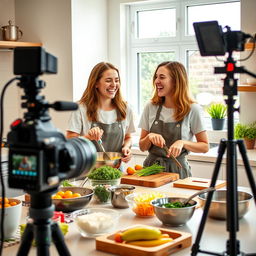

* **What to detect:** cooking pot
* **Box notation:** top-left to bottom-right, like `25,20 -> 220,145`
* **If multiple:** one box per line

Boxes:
1,20 -> 23,41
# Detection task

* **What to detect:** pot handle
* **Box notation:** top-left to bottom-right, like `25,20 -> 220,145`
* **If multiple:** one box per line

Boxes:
17,29 -> 23,40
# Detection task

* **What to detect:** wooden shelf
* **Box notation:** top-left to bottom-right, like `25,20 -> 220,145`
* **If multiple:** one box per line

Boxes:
0,40 -> 42,49
238,85 -> 256,92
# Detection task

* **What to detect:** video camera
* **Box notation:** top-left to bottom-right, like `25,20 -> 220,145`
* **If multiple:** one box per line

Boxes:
7,47 -> 96,192
193,20 -> 251,56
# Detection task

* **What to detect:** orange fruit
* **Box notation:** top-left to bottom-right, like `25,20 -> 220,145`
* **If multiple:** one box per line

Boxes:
52,195 -> 62,199
63,190 -> 73,198
57,191 -> 65,197
0,197 -> 9,204
126,167 -> 135,175
72,193 -> 81,198
10,202 -> 17,206
134,164 -> 143,170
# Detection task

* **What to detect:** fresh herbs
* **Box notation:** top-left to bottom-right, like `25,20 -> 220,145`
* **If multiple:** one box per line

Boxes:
135,164 -> 165,176
94,185 -> 110,203
162,202 -> 191,208
61,180 -> 74,187
88,166 -> 122,180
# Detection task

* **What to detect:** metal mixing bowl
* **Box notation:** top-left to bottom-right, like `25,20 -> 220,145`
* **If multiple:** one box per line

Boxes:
150,197 -> 197,226
52,187 -> 94,212
108,185 -> 135,208
198,190 -> 252,220
94,152 -> 122,169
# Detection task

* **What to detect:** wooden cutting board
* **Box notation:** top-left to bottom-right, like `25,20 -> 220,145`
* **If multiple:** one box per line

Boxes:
121,172 -> 179,188
173,177 -> 226,190
96,225 -> 191,256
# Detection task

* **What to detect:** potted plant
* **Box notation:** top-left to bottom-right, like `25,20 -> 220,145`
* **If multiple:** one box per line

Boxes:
234,122 -> 256,149
207,103 -> 227,130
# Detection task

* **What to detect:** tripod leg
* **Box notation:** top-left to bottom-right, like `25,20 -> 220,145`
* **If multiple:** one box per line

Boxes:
17,222 -> 33,256
237,139 -> 256,202
34,220 -> 51,256
191,139 -> 226,256
51,222 -> 71,256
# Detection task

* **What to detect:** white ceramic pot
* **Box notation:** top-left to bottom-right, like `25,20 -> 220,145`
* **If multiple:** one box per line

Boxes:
0,198 -> 22,239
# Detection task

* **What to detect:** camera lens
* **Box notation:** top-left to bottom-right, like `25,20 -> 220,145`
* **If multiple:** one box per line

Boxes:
61,137 -> 96,179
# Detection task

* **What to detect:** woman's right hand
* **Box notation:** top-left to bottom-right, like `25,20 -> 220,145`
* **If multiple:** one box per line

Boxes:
148,133 -> 165,148
87,127 -> 104,141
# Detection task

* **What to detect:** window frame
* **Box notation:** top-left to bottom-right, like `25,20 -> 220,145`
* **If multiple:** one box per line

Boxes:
126,0 -> 240,133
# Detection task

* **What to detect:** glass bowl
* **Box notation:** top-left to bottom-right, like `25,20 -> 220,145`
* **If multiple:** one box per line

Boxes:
125,192 -> 166,217
71,208 -> 120,237
88,178 -> 121,204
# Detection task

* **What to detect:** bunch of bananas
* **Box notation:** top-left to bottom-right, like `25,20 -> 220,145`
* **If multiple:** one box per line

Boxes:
114,226 -> 173,247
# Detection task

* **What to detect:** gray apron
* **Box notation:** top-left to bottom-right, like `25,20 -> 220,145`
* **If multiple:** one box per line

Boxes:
91,110 -> 124,153
143,105 -> 191,179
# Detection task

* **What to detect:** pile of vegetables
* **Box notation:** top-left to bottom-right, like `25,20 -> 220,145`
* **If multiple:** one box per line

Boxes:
162,201 -> 191,208
88,166 -> 122,180
94,185 -> 110,203
135,164 -> 165,176
131,192 -> 165,217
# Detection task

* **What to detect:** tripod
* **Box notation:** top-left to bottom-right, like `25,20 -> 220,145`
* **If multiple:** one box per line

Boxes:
191,54 -> 256,256
17,190 -> 71,256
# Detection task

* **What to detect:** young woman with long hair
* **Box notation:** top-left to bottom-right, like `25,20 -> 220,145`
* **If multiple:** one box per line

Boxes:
67,62 -> 135,164
139,61 -> 209,178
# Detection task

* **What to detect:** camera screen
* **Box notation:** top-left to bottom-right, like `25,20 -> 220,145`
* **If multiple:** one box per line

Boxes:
11,154 -> 37,173
193,21 -> 226,56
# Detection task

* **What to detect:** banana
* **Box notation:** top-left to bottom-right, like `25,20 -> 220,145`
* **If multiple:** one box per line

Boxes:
126,237 -> 173,247
121,226 -> 162,242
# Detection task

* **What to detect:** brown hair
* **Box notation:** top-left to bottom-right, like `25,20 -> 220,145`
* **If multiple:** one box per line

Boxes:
78,62 -> 127,121
151,61 -> 195,122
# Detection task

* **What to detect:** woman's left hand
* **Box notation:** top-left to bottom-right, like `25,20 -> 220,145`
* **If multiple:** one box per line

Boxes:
121,147 -> 132,163
167,140 -> 184,158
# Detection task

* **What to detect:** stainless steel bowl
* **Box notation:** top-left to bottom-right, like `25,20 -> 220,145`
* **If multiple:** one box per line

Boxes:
198,190 -> 252,220
108,185 -> 135,208
52,187 -> 94,212
150,197 -> 197,226
94,152 -> 122,169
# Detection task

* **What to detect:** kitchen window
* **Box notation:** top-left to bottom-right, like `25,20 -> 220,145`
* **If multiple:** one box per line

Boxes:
126,0 -> 240,130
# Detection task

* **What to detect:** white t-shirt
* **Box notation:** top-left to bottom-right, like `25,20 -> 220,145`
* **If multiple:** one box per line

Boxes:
138,102 -> 206,141
67,104 -> 136,136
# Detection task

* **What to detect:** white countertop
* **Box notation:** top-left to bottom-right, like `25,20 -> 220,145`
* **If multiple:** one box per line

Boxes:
3,183 -> 256,256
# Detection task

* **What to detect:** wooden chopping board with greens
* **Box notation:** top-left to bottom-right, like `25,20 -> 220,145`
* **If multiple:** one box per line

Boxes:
121,164 -> 179,187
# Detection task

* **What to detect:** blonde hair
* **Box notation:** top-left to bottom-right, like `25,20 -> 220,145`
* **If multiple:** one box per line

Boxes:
151,61 -> 195,122
78,62 -> 127,121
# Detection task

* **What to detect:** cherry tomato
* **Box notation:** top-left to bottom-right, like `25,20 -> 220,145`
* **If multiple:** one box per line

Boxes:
126,167 -> 135,175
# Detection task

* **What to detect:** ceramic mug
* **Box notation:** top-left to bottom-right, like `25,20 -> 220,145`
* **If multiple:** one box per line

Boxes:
0,198 -> 22,239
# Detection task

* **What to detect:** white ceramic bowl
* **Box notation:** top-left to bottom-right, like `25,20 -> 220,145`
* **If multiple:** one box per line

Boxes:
72,208 -> 120,237
0,198 -> 22,239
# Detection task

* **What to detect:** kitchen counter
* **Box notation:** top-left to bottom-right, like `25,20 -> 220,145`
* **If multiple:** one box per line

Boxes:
3,183 -> 256,256
131,146 -> 256,167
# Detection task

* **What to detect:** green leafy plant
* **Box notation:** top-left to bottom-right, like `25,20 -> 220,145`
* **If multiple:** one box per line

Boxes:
234,122 -> 256,140
88,166 -> 122,180
207,103 -> 227,119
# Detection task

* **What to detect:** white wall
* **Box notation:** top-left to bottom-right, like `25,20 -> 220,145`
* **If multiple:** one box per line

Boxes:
0,0 -> 20,138
14,0 -> 73,134
72,0 -> 108,101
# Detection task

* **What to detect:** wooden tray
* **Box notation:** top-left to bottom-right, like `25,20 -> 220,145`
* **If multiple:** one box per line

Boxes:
173,177 -> 226,190
121,173 -> 179,188
96,226 -> 192,256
